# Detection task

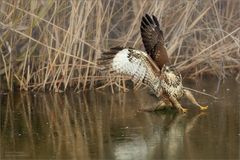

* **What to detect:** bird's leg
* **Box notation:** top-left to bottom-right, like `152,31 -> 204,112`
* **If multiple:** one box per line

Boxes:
169,96 -> 188,113
184,89 -> 208,110
161,98 -> 174,108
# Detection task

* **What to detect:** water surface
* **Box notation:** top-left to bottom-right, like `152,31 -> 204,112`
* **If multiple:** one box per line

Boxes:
0,79 -> 239,159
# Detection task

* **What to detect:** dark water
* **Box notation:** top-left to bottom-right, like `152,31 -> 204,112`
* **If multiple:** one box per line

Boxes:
0,79 -> 239,159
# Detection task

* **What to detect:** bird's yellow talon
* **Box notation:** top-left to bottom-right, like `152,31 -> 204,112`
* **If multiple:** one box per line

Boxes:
200,106 -> 208,110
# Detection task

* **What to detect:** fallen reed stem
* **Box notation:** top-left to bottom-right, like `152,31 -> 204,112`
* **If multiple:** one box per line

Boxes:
183,87 -> 219,100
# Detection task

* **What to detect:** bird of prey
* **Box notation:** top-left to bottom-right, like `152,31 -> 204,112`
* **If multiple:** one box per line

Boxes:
98,15 -> 208,113
98,47 -> 208,113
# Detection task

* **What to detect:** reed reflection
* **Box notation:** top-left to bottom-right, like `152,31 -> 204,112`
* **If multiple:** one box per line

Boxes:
0,80 -> 239,159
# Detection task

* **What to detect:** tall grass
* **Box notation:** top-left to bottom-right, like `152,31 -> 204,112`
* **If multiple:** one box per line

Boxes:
0,0 -> 239,92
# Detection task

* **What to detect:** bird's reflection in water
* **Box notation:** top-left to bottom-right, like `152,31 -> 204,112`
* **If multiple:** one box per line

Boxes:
112,104 -> 206,160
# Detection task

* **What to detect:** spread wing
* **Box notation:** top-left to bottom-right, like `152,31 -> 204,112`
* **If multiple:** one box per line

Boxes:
98,47 -> 161,93
141,14 -> 169,69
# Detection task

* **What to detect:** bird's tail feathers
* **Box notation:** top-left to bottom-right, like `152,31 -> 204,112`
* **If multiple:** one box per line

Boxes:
97,46 -> 125,71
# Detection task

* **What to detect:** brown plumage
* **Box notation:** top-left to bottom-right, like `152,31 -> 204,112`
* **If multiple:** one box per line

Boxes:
141,14 -> 170,70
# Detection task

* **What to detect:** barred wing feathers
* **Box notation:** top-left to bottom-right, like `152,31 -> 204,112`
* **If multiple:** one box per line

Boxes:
141,14 -> 169,69
98,47 -> 161,92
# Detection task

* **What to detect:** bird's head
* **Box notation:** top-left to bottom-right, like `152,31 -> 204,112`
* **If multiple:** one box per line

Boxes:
161,64 -> 175,74
161,64 -> 181,83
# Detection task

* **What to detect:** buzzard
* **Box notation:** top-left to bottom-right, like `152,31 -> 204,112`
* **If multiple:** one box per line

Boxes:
98,15 -> 208,113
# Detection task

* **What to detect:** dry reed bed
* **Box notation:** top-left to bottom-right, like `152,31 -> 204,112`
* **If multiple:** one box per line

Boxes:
0,0 -> 239,92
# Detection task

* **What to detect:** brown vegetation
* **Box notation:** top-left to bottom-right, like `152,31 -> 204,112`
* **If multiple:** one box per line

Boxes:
0,0 -> 239,92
